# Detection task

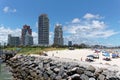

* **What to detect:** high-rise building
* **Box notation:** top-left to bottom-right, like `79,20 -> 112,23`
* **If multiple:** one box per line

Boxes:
8,34 -> 20,46
54,24 -> 63,46
21,24 -> 32,45
38,14 -> 49,46
68,41 -> 72,47
25,31 -> 33,46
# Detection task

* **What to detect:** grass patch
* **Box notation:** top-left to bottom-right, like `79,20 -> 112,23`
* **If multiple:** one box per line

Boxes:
4,47 -> 66,55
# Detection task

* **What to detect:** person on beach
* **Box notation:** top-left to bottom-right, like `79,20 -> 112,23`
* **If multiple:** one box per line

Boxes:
52,53 -> 54,56
81,57 -> 82,61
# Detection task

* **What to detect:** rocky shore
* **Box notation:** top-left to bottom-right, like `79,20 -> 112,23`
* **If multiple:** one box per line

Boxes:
6,55 -> 120,80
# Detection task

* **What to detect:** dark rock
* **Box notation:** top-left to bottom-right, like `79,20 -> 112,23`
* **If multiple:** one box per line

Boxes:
50,73 -> 57,80
98,74 -> 106,80
38,62 -> 43,69
108,77 -> 120,80
58,66 -> 65,76
84,71 -> 94,77
53,68 -> 60,74
95,68 -> 103,73
80,74 -> 89,80
43,58 -> 52,64
46,69 -> 54,76
89,77 -> 96,80
94,68 -> 103,78
116,72 -> 120,79
50,62 -> 56,66
50,65 -> 56,70
71,67 -> 79,72
56,62 -> 62,67
67,71 -> 73,76
43,73 -> 49,80
30,56 -> 35,61
43,53 -> 48,56
86,65 -> 96,73
61,72 -> 68,79
55,76 -> 62,80
76,68 -> 85,74
71,74 -> 81,80
30,71 -> 37,77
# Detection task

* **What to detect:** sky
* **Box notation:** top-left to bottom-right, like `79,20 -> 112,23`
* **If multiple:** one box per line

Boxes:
0,0 -> 120,46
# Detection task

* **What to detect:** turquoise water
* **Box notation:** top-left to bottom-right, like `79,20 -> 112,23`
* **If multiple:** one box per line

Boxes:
0,63 -> 12,80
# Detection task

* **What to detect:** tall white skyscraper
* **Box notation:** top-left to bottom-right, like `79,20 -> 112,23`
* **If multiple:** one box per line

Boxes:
25,31 -> 33,46
54,24 -> 63,46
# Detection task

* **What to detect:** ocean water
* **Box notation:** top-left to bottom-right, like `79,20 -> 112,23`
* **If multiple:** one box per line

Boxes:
0,63 -> 12,80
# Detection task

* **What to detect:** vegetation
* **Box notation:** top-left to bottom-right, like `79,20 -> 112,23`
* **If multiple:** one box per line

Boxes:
3,46 -> 66,55
3,43 -> 116,55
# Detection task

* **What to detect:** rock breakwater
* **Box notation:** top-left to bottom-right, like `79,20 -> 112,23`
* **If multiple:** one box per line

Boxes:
6,55 -> 120,80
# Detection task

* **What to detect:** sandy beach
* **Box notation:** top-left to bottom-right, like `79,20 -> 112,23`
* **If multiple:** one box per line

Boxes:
46,49 -> 120,68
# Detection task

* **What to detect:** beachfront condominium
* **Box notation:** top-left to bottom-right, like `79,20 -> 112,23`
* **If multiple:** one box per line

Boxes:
38,14 -> 49,46
68,41 -> 72,47
54,24 -> 63,46
8,34 -> 20,46
21,24 -> 33,45
25,31 -> 33,46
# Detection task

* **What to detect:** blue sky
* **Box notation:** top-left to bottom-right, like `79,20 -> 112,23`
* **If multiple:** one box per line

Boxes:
0,0 -> 120,46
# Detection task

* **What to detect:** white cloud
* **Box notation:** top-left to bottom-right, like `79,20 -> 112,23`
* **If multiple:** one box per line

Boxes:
3,6 -> 17,13
3,6 -> 9,13
0,25 -> 21,45
83,13 -> 103,20
49,32 -> 54,45
72,18 -> 80,23
32,32 -> 38,45
91,20 -> 105,30
63,13 -> 118,45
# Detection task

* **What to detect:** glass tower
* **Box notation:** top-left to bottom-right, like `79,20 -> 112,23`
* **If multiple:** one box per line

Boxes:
38,14 -> 49,46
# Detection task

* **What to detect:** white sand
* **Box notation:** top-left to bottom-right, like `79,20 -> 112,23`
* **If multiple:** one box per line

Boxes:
46,49 -> 120,69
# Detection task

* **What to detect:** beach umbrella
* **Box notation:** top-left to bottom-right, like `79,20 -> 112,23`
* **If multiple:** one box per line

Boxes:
112,54 -> 118,58
87,55 -> 94,58
102,52 -> 110,57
